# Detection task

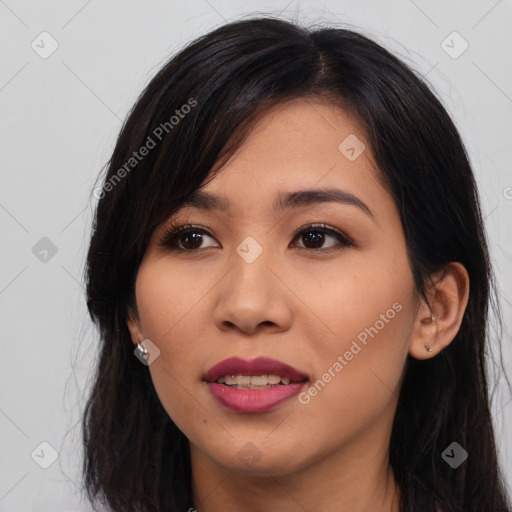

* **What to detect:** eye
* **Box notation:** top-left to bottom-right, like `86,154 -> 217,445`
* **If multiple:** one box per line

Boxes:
159,224 -> 219,251
158,223 -> 354,252
290,223 -> 354,251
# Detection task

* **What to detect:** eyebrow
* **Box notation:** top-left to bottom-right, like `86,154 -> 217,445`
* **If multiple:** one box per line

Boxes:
180,188 -> 375,221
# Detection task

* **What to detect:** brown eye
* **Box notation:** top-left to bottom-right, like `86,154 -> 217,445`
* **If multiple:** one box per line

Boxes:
158,223 -> 353,253
159,225 -> 218,251
291,224 -> 353,251
300,229 -> 326,249
179,231 -> 205,250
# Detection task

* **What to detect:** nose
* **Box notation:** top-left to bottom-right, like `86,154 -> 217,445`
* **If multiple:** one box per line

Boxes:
212,245 -> 293,335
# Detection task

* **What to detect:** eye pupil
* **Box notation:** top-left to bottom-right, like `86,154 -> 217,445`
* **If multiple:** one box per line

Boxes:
303,230 -> 324,248
182,232 -> 203,249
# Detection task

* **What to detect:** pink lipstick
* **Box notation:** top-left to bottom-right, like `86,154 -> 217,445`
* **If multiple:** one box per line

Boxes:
204,357 -> 309,413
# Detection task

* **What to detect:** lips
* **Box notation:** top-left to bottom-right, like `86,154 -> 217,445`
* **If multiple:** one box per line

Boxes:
204,357 -> 309,384
204,357 -> 309,413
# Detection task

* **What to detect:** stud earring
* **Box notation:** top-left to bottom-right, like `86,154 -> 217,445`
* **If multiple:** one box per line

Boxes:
424,343 -> 433,353
136,342 -> 149,362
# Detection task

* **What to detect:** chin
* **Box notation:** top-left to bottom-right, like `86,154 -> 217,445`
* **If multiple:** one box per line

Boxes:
206,443 -> 307,477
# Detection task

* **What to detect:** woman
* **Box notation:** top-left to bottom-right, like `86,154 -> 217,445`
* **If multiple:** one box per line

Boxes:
82,16 -> 511,512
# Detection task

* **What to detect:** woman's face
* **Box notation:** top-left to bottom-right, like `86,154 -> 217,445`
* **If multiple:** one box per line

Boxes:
128,98 -> 420,478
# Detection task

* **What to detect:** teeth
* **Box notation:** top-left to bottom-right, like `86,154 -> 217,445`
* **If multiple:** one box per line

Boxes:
224,375 -> 237,385
267,375 -> 281,385
249,375 -> 267,386
237,375 -> 251,385
216,374 -> 295,387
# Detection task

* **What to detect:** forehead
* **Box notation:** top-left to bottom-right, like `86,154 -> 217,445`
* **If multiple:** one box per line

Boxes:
191,98 -> 391,218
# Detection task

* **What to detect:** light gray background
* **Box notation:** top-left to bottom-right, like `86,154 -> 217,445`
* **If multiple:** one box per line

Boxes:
1,1 -> 511,510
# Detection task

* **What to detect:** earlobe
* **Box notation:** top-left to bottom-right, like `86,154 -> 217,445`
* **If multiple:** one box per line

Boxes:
126,307 -> 143,346
409,262 -> 470,360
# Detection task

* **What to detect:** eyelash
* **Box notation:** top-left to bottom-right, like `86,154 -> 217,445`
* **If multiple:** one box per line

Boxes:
158,223 -> 354,253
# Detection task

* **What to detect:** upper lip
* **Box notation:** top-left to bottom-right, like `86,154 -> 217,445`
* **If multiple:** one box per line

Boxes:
205,357 -> 309,383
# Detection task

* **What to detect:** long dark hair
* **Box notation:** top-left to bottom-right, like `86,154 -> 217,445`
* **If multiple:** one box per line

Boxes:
82,16 -> 510,512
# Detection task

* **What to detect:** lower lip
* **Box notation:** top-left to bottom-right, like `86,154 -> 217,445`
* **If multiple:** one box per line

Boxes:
207,382 -> 306,413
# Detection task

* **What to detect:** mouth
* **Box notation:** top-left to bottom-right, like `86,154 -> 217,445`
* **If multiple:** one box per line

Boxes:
213,374 -> 303,388
204,357 -> 309,413
204,356 -> 309,387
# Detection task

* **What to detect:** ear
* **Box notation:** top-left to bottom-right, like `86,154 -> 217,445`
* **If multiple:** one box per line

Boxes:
409,262 -> 470,360
126,306 -> 143,346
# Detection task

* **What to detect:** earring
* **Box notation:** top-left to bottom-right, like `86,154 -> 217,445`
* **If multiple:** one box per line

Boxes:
136,342 -> 149,362
424,343 -> 433,352
431,313 -> 436,322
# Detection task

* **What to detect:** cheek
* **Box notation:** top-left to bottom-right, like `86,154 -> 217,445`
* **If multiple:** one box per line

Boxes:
296,248 -> 416,414
135,259 -> 202,338
134,261 -> 209,422
300,245 -> 414,354
292,302 -> 415,457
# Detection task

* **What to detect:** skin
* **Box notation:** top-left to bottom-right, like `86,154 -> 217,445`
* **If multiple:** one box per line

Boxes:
127,97 -> 469,512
